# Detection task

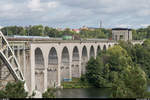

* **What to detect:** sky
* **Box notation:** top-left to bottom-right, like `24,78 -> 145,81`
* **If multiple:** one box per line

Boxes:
0,0 -> 150,29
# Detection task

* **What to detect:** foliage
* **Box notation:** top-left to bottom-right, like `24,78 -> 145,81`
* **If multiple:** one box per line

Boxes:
85,57 -> 105,87
85,45 -> 149,98
119,40 -> 150,79
2,25 -> 150,40
62,78 -> 92,89
80,28 -> 110,39
132,26 -> 150,40
111,66 -> 148,98
0,81 -> 28,98
0,25 -> 111,39
42,88 -> 56,98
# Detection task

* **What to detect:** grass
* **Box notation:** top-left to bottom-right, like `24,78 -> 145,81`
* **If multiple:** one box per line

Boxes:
61,78 -> 93,89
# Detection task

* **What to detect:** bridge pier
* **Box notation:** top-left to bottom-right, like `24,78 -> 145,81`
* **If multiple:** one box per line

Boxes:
23,45 -> 26,76
69,61 -> 72,80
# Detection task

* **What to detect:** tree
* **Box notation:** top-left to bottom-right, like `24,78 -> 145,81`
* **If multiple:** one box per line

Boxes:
85,57 -> 106,87
86,45 -> 150,98
111,65 -> 148,98
42,88 -> 56,98
0,81 -> 28,98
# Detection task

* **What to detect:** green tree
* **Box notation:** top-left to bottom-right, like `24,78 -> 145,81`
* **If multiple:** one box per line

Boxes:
85,57 -> 106,87
42,88 -> 56,98
0,81 -> 28,98
111,65 -> 148,98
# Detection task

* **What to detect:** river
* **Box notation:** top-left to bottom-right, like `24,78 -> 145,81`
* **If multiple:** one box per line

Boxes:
55,85 -> 150,98
56,88 -> 112,98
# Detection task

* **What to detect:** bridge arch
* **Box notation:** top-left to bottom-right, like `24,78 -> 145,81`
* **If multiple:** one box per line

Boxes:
34,47 -> 45,92
35,48 -> 44,67
81,46 -> 88,74
89,45 -> 95,59
72,46 -> 80,78
97,45 -> 101,55
47,47 -> 58,88
103,45 -> 107,51
108,44 -> 111,48
61,46 -> 70,81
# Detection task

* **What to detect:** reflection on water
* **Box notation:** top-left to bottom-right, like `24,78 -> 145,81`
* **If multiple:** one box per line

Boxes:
56,88 -> 112,98
147,85 -> 150,92
56,85 -> 150,98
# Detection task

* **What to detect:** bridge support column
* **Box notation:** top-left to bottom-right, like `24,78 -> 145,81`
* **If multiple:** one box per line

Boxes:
30,47 -> 35,95
23,45 -> 26,76
69,52 -> 72,81
57,58 -> 61,87
44,67 -> 47,92
78,60 -> 81,78
17,46 -> 20,64
69,61 -> 72,80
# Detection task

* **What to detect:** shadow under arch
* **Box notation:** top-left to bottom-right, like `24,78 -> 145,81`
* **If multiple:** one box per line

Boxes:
47,47 -> 58,88
103,45 -> 106,51
61,47 -> 70,81
34,47 -> 44,92
89,45 -> 95,59
81,46 -> 88,75
72,46 -> 80,78
97,45 -> 101,55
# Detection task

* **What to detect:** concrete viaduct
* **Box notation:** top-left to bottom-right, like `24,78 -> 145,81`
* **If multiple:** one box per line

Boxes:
0,34 -> 143,96
6,38 -> 117,93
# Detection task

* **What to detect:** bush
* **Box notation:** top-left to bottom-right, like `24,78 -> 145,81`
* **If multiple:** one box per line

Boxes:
42,88 -> 56,98
0,81 -> 28,98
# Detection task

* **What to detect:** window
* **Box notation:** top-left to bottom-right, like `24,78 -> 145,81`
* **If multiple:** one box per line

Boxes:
115,35 -> 117,40
120,35 -> 123,40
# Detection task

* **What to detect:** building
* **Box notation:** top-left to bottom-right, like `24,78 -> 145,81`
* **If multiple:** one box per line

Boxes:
80,26 -> 100,31
86,27 -> 100,31
72,29 -> 80,33
112,28 -> 132,41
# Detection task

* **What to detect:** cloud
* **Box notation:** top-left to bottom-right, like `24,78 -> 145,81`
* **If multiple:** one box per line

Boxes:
141,24 -> 150,28
27,0 -> 43,12
116,24 -> 132,28
0,0 -> 150,29
27,0 -> 59,12
48,1 -> 59,8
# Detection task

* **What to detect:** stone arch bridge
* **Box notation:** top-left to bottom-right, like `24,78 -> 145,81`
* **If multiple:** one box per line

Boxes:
0,34 -> 143,95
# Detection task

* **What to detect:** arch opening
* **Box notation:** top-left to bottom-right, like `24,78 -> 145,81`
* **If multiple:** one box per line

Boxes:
90,46 -> 95,58
81,46 -> 88,75
103,45 -> 106,51
72,46 -> 80,78
35,48 -> 44,68
61,47 -> 70,81
34,48 -> 44,92
97,45 -> 101,55
47,47 -> 58,88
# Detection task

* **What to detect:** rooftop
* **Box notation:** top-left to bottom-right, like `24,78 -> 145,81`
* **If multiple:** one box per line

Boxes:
112,28 -> 132,30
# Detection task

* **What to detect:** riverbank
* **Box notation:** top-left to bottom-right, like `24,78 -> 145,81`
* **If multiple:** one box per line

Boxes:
61,78 -> 93,89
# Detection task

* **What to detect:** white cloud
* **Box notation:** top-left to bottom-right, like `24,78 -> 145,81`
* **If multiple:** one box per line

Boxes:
0,0 -> 150,28
48,1 -> 59,8
27,0 -> 59,12
2,4 -> 13,11
27,0 -> 43,12
116,24 -> 132,28
0,26 -> 3,29
141,24 -> 150,28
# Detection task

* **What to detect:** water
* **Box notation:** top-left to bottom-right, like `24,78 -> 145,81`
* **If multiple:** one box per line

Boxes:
56,88 -> 112,98
56,85 -> 150,98
147,85 -> 150,92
